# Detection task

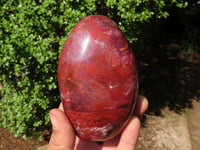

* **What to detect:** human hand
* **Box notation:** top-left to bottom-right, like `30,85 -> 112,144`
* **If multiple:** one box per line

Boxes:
47,95 -> 148,150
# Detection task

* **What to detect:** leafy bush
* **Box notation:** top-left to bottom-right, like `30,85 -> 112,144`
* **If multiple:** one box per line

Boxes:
0,0 -> 187,138
181,0 -> 200,53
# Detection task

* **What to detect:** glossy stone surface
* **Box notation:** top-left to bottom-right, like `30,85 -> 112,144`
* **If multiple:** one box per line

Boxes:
58,15 -> 138,141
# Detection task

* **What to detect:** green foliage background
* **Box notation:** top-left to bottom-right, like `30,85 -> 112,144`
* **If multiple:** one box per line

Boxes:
0,0 -> 188,138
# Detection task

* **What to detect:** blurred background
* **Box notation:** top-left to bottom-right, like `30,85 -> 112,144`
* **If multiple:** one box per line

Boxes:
0,0 -> 199,149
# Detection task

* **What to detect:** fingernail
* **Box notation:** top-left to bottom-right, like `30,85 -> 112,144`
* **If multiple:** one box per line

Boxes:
139,97 -> 148,118
142,97 -> 149,111
49,113 -> 58,130
135,96 -> 149,119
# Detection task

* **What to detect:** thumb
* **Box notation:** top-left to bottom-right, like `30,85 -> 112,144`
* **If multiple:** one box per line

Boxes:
47,109 -> 76,150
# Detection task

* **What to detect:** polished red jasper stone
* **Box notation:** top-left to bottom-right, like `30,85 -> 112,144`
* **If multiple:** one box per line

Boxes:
58,15 -> 138,141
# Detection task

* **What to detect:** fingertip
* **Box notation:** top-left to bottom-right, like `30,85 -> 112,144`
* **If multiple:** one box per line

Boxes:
138,95 -> 148,106
49,108 -> 75,135
134,95 -> 149,119
139,95 -> 149,112
124,116 -> 141,134
117,116 -> 141,150
58,102 -> 64,111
